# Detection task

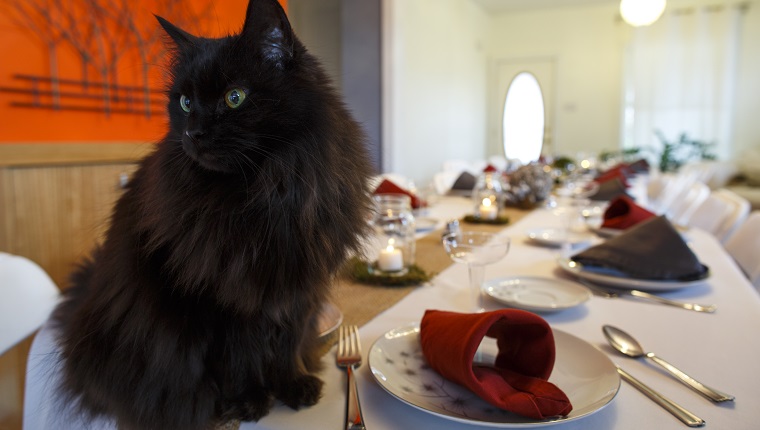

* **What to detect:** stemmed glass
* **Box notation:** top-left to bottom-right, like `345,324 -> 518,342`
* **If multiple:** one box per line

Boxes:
555,174 -> 600,200
551,175 -> 600,256
442,231 -> 511,312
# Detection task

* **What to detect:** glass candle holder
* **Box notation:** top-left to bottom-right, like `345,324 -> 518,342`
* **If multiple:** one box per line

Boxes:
472,172 -> 506,220
370,194 -> 416,276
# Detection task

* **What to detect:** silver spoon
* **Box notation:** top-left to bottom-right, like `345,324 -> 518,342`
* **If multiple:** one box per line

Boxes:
603,325 -> 735,402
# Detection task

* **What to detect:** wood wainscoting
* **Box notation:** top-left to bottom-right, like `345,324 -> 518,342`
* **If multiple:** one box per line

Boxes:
0,142 -> 153,429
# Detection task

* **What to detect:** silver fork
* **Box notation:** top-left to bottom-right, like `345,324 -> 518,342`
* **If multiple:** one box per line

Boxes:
577,279 -> 717,313
337,324 -> 366,430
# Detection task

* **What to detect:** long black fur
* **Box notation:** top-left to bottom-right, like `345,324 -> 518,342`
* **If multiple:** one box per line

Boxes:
52,1 -> 373,428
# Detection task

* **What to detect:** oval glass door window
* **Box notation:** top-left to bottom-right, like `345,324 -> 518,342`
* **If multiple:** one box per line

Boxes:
502,72 -> 545,165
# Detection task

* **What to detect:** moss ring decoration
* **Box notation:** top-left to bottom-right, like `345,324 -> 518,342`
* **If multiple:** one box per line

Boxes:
462,214 -> 511,225
345,257 -> 434,287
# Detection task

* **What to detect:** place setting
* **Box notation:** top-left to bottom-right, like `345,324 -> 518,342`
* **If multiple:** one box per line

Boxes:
528,177 -> 602,249
367,309 -> 621,428
355,227 -> 619,428
583,194 -> 689,239
558,215 -> 711,292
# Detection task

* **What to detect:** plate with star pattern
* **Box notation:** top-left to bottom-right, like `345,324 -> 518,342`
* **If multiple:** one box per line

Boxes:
368,323 -> 619,427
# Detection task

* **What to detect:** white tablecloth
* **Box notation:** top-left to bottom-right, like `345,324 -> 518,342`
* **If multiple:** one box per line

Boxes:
25,197 -> 760,430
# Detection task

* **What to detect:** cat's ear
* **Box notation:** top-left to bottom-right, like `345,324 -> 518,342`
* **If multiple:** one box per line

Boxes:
241,0 -> 294,68
156,15 -> 197,50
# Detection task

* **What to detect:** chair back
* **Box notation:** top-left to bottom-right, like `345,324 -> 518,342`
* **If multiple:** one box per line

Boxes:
713,189 -> 751,243
688,193 -> 735,238
668,181 -> 710,226
724,211 -> 760,291
0,253 -> 60,355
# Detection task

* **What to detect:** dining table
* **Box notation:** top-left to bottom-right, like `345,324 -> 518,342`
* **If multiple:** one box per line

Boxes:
24,192 -> 760,430
244,194 -> 760,430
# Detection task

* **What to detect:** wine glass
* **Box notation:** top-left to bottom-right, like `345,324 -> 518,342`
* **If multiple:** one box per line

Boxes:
442,231 -> 511,312
551,175 -> 599,256
556,174 -> 600,200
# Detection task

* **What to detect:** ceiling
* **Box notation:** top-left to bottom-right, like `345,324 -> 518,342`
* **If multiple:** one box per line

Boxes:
471,0 -> 618,13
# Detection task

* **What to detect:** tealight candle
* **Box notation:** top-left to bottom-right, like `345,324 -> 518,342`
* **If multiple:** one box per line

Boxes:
478,198 -> 497,220
378,240 -> 404,272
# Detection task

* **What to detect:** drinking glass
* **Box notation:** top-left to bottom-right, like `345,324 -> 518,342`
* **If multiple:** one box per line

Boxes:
555,174 -> 600,200
442,231 -> 510,312
550,175 -> 600,255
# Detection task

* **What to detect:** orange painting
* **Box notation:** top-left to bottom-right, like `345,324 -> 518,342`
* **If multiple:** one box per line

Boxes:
0,0 -> 286,144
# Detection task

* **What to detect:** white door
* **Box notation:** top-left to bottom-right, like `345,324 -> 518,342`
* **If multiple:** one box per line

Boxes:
494,58 -> 556,159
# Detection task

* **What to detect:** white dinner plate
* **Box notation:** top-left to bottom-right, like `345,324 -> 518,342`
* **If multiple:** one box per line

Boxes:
585,224 -> 624,238
317,302 -> 342,338
526,228 -> 594,247
483,276 -> 591,312
368,324 -> 620,427
415,217 -> 439,233
557,259 -> 709,291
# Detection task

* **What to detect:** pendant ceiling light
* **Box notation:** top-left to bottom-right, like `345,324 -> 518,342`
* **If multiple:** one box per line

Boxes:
620,0 -> 667,27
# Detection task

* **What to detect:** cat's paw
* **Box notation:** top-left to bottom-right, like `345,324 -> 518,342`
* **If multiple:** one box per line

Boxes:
278,374 -> 323,409
220,390 -> 273,422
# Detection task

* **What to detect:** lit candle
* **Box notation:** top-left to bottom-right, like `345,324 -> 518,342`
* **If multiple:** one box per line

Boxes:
478,198 -> 497,220
378,239 -> 404,272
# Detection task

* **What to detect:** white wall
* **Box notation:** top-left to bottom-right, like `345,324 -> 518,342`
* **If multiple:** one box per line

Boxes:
384,0 -> 490,185
488,3 -> 624,159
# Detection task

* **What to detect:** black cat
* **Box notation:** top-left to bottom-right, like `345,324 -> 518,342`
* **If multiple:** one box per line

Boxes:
52,1 -> 373,428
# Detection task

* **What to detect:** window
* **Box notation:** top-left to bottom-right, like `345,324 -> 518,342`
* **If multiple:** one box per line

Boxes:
502,72 -> 545,165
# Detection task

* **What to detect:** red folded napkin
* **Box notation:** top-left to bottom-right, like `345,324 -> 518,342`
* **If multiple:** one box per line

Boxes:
420,309 -> 573,420
373,179 -> 425,209
483,164 -> 499,173
601,195 -> 655,230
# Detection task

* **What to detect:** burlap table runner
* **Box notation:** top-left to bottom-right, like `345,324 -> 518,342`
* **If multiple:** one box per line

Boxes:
332,207 -> 532,328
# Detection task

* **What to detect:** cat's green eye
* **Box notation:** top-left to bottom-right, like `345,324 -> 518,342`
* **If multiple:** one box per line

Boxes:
180,95 -> 191,113
225,88 -> 246,109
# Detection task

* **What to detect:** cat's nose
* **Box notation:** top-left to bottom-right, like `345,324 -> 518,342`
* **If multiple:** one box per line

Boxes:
184,129 -> 205,141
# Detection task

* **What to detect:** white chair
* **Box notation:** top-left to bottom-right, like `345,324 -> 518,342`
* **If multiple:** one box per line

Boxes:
687,189 -> 751,243
687,192 -> 736,239
648,171 -> 697,215
667,180 -> 710,226
705,161 -> 738,190
724,211 -> 760,291
680,162 -> 714,184
646,172 -> 672,207
0,253 -> 60,355
713,188 -> 751,243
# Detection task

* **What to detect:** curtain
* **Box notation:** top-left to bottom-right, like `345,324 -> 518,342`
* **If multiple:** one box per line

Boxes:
622,4 -> 745,161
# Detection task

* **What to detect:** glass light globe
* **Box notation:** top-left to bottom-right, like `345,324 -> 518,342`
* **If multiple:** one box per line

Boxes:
620,0 -> 666,27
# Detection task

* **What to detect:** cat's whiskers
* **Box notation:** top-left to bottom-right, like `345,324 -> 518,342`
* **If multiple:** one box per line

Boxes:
230,148 -> 255,195
252,133 -> 326,194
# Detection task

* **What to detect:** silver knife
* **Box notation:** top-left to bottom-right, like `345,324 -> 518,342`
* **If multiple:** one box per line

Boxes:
577,279 -> 716,313
617,366 -> 706,427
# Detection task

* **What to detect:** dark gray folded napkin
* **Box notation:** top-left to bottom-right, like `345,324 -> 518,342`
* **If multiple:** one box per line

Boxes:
627,158 -> 650,173
447,171 -> 477,196
571,215 -> 708,281
589,178 -> 630,201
